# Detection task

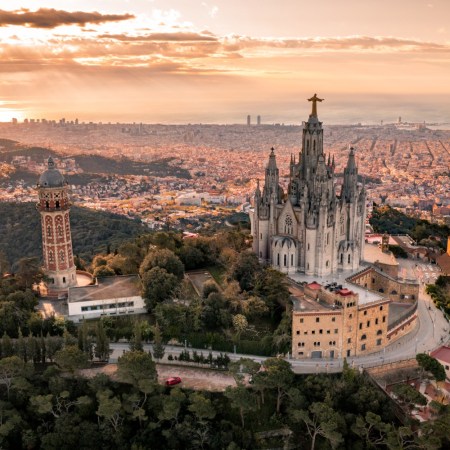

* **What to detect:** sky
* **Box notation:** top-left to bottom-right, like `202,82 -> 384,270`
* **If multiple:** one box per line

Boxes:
0,0 -> 449,124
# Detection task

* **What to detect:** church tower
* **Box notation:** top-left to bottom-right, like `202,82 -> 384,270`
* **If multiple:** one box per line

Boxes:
250,95 -> 366,276
37,157 -> 77,289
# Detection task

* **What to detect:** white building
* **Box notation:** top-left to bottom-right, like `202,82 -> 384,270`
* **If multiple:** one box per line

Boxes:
67,275 -> 146,322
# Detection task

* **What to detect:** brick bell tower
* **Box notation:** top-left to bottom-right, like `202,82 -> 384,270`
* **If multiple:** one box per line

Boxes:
37,157 -> 77,289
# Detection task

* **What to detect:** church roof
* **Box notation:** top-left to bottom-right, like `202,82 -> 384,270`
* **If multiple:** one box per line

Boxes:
38,157 -> 67,188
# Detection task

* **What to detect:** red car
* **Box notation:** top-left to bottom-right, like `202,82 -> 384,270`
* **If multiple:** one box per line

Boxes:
165,376 -> 182,386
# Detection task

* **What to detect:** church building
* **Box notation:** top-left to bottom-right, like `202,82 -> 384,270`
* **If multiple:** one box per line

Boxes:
250,95 -> 366,276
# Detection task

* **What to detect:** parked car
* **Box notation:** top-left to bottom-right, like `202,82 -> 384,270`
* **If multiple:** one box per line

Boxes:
165,376 -> 182,386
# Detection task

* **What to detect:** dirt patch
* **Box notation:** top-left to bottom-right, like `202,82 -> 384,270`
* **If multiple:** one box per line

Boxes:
157,364 -> 236,391
79,363 -> 236,392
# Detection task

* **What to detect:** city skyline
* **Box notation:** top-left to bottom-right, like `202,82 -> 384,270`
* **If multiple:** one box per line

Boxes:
0,0 -> 449,124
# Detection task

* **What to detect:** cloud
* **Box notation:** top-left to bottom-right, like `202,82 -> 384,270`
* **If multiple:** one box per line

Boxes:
223,35 -> 450,53
97,32 -> 218,42
0,8 -> 134,28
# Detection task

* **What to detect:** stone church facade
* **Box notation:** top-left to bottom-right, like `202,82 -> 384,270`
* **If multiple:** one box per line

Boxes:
250,96 -> 366,276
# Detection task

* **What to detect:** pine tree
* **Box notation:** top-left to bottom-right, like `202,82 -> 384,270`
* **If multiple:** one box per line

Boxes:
129,321 -> 144,352
152,322 -> 165,362
2,332 -> 14,357
95,321 -> 110,361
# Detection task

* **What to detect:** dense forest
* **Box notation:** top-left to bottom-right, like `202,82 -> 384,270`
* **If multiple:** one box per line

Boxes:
370,205 -> 450,250
0,224 -> 449,448
0,202 -> 147,269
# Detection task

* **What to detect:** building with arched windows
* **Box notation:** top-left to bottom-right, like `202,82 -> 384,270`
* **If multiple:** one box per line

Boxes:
250,96 -> 366,276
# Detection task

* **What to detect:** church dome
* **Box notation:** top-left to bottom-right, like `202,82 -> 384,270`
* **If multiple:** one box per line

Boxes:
38,157 -> 66,188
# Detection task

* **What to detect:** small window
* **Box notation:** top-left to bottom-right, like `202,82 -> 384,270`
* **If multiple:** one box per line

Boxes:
347,338 -> 351,344
300,318 -> 304,323
382,316 -> 386,323
361,334 -> 367,340
296,330 -> 300,335
298,352 -> 304,355
361,344 -> 366,351
316,317 -> 320,323
312,330 -> 315,335
376,339 -> 382,346
367,320 -> 370,327
327,330 -> 330,334
359,323 -> 362,330
332,317 -> 336,322
377,330 -> 382,335
380,306 -> 383,311
364,310 -> 367,316
375,318 -> 379,325
334,329 -> 338,334
349,314 -> 353,319
319,329 -> 323,334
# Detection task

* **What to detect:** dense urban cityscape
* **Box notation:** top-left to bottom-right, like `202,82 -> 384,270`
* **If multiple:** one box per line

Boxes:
0,119 -> 449,230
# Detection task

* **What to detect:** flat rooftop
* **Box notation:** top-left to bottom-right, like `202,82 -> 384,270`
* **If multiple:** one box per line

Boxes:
289,266 -> 385,307
363,243 -> 398,266
68,275 -> 141,303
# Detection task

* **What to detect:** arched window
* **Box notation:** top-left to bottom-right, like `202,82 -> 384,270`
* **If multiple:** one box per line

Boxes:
377,330 -> 382,335
361,334 -> 367,340
47,226 -> 52,237
55,200 -> 60,209
284,215 -> 293,234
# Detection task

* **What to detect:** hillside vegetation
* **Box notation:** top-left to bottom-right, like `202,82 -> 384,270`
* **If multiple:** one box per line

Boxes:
0,202 -> 147,268
370,205 -> 450,250
0,143 -> 191,184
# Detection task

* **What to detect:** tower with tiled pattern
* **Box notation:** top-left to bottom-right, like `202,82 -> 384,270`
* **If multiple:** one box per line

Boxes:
37,157 -> 77,289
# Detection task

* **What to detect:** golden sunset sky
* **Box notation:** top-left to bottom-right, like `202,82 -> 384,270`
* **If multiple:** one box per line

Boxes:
1,0 -> 449,123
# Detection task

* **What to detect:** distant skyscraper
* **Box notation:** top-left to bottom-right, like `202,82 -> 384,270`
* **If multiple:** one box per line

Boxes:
247,115 -> 251,126
398,116 -> 402,124
37,158 -> 77,289
257,115 -> 261,125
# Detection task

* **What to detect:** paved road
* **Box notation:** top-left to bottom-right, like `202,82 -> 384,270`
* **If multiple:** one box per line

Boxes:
110,260 -> 449,374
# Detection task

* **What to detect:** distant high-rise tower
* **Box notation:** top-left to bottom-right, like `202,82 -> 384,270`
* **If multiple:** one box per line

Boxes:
37,157 -> 77,289
398,116 -> 402,124
247,115 -> 251,126
257,115 -> 261,125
